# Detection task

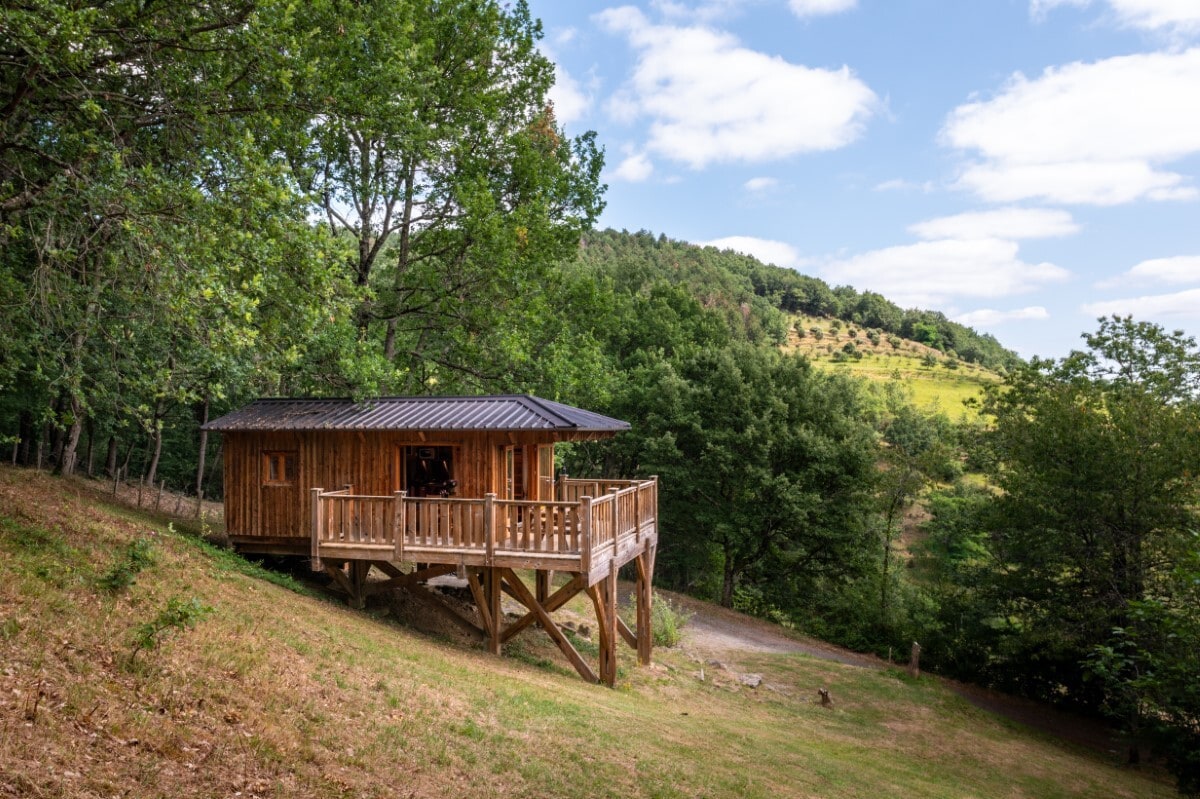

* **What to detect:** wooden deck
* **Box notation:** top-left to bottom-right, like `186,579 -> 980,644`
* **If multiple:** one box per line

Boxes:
309,477 -> 657,586
301,477 -> 658,686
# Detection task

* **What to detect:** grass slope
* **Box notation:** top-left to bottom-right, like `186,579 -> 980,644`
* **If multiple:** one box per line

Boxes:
788,315 -> 1001,419
0,467 -> 1173,799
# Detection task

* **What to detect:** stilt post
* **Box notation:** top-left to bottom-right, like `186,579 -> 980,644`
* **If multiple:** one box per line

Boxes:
310,487 -> 323,572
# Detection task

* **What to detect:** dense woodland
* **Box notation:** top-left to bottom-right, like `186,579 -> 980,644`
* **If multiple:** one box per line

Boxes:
1,1 -> 1198,794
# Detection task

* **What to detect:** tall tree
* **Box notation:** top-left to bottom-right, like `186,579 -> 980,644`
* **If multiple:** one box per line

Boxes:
295,0 -> 604,391
979,317 -> 1200,747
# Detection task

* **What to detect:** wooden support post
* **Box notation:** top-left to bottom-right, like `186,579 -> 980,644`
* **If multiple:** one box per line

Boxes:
635,547 -> 654,666
484,492 -> 496,567
349,560 -> 370,610
501,569 -> 597,684
310,488 -> 323,572
535,570 -> 550,628
485,567 -> 502,656
466,569 -> 494,640
393,491 -> 406,564
502,573 -> 585,643
587,566 -> 620,688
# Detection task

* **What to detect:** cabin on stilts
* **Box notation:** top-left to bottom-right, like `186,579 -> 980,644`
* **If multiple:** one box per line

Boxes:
203,394 -> 658,686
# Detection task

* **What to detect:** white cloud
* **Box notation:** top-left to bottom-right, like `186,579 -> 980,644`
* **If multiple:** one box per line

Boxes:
955,306 -> 1051,327
610,152 -> 654,182
909,208 -> 1080,241
1082,287 -> 1200,318
702,235 -> 804,269
549,63 -> 590,127
942,49 -> 1200,205
1100,254 -> 1200,287
1033,1 -> 1200,34
788,0 -> 857,18
821,238 -> 1071,308
744,176 -> 779,192
596,6 -> 878,168
873,178 -> 935,193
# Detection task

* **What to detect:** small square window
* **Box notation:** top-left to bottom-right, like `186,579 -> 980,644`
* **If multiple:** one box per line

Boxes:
263,451 -> 297,486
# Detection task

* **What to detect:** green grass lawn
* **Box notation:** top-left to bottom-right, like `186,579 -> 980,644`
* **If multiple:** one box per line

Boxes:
0,467 -> 1172,798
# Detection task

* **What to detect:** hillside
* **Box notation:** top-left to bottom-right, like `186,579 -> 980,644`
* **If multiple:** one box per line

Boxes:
0,467 -> 1174,799
787,315 -> 1002,418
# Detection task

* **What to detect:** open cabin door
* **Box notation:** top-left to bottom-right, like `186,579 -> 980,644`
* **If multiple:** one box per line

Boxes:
400,445 -> 457,497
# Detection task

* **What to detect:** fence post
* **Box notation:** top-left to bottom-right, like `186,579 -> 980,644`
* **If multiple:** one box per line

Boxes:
310,488 -> 323,572
393,491 -> 406,563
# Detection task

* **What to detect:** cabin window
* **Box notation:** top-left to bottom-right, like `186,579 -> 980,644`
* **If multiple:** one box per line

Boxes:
263,451 -> 298,486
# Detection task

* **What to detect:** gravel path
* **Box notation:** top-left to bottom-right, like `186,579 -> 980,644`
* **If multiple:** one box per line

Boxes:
665,589 -> 1122,756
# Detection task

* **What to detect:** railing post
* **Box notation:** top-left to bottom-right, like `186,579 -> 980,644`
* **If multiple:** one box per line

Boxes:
609,487 -> 620,555
393,490 -> 406,563
310,487 -> 323,572
581,495 -> 593,578
484,492 -> 496,567
633,481 -> 641,544
558,472 -> 567,502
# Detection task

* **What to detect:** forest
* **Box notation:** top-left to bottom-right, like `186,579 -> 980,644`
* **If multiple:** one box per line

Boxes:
1,1 -> 1197,794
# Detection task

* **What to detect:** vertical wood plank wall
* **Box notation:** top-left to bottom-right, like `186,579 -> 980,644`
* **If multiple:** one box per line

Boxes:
223,431 -> 562,540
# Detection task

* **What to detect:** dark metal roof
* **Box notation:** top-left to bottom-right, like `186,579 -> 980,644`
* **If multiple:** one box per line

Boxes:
202,395 -> 630,434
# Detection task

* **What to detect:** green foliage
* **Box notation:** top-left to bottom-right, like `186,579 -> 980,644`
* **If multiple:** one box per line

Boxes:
622,592 -> 693,648
129,596 -> 213,663
98,537 -> 156,593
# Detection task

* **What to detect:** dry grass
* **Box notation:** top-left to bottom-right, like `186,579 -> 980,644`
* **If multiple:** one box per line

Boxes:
0,466 -> 1177,799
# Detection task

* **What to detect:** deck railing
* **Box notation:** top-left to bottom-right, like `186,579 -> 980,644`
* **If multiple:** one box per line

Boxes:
311,477 -> 657,575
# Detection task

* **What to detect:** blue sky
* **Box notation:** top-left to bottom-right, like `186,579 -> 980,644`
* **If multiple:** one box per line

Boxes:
527,0 -> 1200,359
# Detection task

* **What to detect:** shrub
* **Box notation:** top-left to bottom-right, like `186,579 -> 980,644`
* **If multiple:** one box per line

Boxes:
130,596 -> 213,663
623,592 -> 692,648
98,538 -> 156,592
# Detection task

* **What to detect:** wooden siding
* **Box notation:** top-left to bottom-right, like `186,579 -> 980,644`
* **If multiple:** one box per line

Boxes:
223,430 -> 564,540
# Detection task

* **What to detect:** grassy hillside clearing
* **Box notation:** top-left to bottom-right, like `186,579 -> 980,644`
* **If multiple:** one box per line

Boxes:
0,467 -> 1174,799
787,315 -> 1001,419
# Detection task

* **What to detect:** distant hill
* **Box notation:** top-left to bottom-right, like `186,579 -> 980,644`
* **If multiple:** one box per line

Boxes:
573,229 -> 1022,373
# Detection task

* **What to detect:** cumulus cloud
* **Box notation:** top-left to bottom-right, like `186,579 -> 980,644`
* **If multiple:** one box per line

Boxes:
909,208 -> 1080,241
596,6 -> 878,168
942,48 -> 1200,205
821,238 -> 1071,309
744,176 -> 779,192
610,152 -> 654,182
955,306 -> 1051,327
788,0 -> 857,18
549,63 -> 590,127
702,235 -> 804,269
1083,288 -> 1200,318
1098,254 -> 1200,287
1033,0 -> 1200,35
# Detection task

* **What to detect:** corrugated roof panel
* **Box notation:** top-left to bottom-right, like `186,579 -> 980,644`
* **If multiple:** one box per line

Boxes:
202,395 -> 630,433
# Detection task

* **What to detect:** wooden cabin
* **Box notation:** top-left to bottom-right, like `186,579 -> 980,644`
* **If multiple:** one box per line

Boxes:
203,394 -> 658,686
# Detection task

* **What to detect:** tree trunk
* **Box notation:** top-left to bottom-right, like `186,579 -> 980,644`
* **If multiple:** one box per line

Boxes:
57,396 -> 84,476
721,558 -> 737,609
17,410 -> 33,466
105,435 -> 119,479
145,423 -> 164,486
194,396 -> 209,500
84,417 -> 95,477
